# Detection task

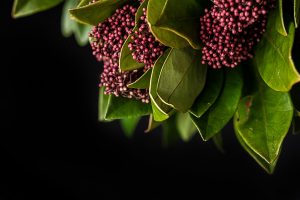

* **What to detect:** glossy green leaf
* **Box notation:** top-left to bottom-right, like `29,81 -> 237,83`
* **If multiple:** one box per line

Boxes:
176,113 -> 196,142
62,0 -> 91,46
98,87 -> 110,121
295,0 -> 300,28
276,0 -> 288,36
69,0 -> 130,25
235,128 -> 278,174
120,117 -> 140,138
255,15 -> 300,92
128,69 -> 152,89
191,67 -> 243,141
145,115 -> 161,133
12,0 -> 63,18
212,132 -> 225,154
162,115 -> 181,147
147,0 -> 204,49
119,26 -> 145,71
150,49 -> 174,122
234,77 -> 293,165
189,69 -> 224,118
157,48 -> 207,112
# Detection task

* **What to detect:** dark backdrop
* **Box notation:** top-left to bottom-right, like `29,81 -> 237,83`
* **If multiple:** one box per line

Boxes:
1,1 -> 300,199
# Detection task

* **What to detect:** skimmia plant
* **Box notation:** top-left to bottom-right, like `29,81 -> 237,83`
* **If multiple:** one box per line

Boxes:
12,0 -> 300,173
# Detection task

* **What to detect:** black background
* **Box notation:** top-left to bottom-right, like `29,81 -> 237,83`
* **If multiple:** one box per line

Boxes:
1,1 -> 300,199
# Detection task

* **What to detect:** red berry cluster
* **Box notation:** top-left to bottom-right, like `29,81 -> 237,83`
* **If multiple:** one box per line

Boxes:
200,0 -> 275,68
128,8 -> 165,71
90,3 -> 150,103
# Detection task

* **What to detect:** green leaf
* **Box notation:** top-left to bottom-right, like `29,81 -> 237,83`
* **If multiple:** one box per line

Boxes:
62,0 -> 91,46
176,113 -> 196,142
276,0 -> 288,36
128,69 -> 152,89
69,0 -> 130,26
235,128 -> 278,174
157,48 -> 207,112
119,27 -> 145,72
98,87 -> 110,121
105,95 -> 152,120
255,16 -> 300,92
191,67 -> 243,141
120,117 -> 140,138
189,69 -> 224,118
162,115 -> 181,147
212,132 -> 225,154
295,0 -> 300,28
147,0 -> 205,49
234,75 -> 293,165
150,49 -> 174,122
12,0 -> 63,18
145,115 -> 161,133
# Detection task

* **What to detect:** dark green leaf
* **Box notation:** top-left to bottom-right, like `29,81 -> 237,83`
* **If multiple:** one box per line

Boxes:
69,0 -> 130,26
176,113 -> 196,142
98,87 -> 110,121
295,0 -> 300,28
255,15 -> 300,92
191,67 -> 243,141
189,69 -> 224,118
145,115 -> 161,133
212,132 -> 225,154
157,48 -> 207,112
147,0 -> 205,49
128,69 -> 152,89
120,117 -> 140,138
235,128 -> 278,174
119,26 -> 145,71
162,115 -> 181,147
105,95 -> 152,120
12,0 -> 63,18
150,49 -> 174,122
234,74 -> 293,165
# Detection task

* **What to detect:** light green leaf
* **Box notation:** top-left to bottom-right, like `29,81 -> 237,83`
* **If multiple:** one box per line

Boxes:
157,48 -> 207,112
212,132 -> 225,154
255,17 -> 300,92
150,49 -> 174,122
62,0 -> 91,46
98,87 -> 110,121
145,115 -> 161,133
128,69 -> 152,89
69,0 -> 130,26
191,67 -> 243,141
12,0 -> 63,18
120,117 -> 140,138
276,0 -> 288,36
234,75 -> 293,165
147,0 -> 206,49
176,113 -> 196,142
189,69 -> 224,118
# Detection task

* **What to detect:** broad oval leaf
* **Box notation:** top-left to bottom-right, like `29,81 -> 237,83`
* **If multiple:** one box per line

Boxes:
12,0 -> 63,18
189,69 -> 224,118
295,0 -> 300,28
127,69 -> 152,89
191,67 -> 243,141
150,49 -> 174,122
255,15 -> 300,92
147,0 -> 205,49
235,128 -> 278,174
157,48 -> 207,112
69,0 -> 130,26
233,79 -> 293,165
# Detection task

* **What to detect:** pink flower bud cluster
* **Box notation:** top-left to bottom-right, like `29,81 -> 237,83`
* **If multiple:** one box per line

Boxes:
200,0 -> 275,68
90,3 -> 150,103
128,8 -> 165,71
